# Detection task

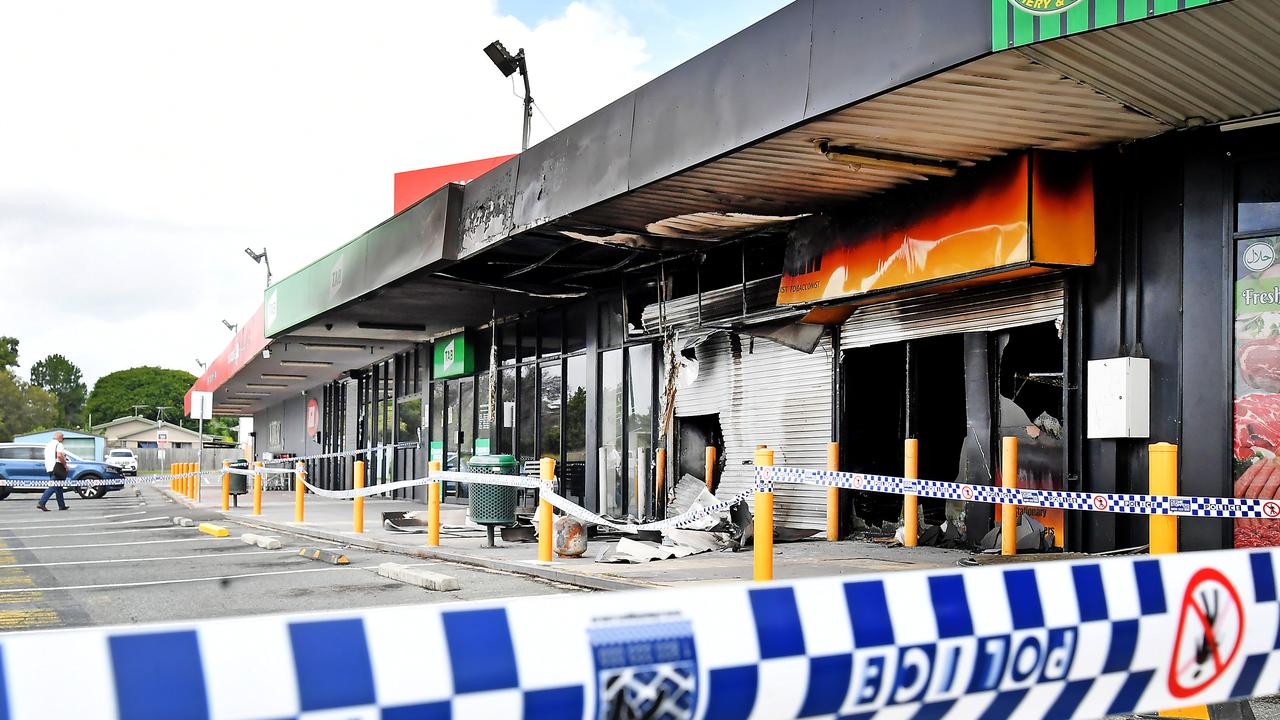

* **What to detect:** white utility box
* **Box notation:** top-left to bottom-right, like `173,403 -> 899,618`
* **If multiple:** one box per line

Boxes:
1087,357 -> 1150,438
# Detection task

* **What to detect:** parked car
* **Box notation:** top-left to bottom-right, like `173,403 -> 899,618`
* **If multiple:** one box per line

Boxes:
0,443 -> 126,499
105,448 -> 139,476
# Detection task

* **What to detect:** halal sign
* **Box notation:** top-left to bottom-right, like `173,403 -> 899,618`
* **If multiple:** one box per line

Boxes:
1006,0 -> 1085,14
1168,568 -> 1245,699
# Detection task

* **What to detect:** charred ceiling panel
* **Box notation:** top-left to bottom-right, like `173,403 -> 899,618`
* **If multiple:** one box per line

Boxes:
460,155 -> 520,257
626,0 -> 815,190
513,94 -> 635,232
805,0 -> 991,119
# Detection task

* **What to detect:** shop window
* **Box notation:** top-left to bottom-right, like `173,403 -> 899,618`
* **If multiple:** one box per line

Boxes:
565,302 -> 588,353
541,309 -> 563,358
519,365 -> 537,463
397,397 -> 422,445
599,299 -> 624,349
519,318 -> 537,362
430,383 -> 444,465
499,367 -> 516,455
1239,158 -> 1280,234
625,277 -> 659,338
564,355 -> 587,506
601,349 -> 624,515
540,361 -> 562,462
458,377 -> 475,469
627,344 -> 655,517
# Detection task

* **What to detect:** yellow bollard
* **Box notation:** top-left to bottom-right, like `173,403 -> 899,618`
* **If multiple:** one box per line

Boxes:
538,457 -> 555,562
294,461 -> 305,523
221,460 -> 230,511
182,463 -> 190,499
252,461 -> 263,516
427,460 -> 440,547
904,439 -> 919,548
192,461 -> 200,503
353,460 -> 365,534
1150,443 -> 1179,555
170,463 -> 176,493
826,442 -> 840,541
1002,437 -> 1018,557
754,446 -> 774,581
705,446 -> 716,492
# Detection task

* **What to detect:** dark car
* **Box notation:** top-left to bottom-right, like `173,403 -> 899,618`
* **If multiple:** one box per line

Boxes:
0,443 -> 126,499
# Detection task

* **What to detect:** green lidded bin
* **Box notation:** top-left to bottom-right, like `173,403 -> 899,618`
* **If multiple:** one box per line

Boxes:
467,454 -> 519,527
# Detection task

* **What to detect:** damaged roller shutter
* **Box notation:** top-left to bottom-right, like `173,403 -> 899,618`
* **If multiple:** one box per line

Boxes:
675,331 -> 833,531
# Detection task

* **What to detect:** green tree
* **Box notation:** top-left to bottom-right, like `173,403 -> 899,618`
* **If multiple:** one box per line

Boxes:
0,371 -> 58,441
87,367 -> 199,431
30,354 -> 87,428
0,337 -> 17,372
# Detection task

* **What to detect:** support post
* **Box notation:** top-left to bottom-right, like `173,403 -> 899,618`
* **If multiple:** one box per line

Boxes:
1150,443 -> 1179,555
538,457 -> 555,562
1002,437 -> 1018,557
826,442 -> 840,541
252,461 -> 263,516
754,446 -> 774,581
427,460 -> 440,547
353,460 -> 365,534
294,461 -> 305,523
705,446 -> 716,493
221,460 -> 230,512
904,439 -> 919,548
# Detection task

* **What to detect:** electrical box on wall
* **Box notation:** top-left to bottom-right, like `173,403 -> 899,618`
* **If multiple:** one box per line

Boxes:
1086,357 -> 1151,439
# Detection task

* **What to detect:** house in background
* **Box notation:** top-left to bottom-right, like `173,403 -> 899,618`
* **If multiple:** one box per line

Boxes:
13,429 -> 105,461
91,416 -> 208,449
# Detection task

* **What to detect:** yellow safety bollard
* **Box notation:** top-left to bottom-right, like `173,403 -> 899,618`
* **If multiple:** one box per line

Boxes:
904,439 -> 919,548
192,461 -> 200,503
169,463 -> 175,492
705,446 -> 716,492
538,458 -> 555,562
754,446 -> 774,581
181,463 -> 189,499
294,461 -> 305,523
826,442 -> 840,541
353,460 -> 365,534
1150,443 -> 1179,555
252,461 -> 263,516
1002,437 -> 1018,557
221,460 -> 230,511
427,460 -> 440,547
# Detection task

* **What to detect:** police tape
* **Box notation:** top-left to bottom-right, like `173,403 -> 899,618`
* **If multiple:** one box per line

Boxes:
5,545 -> 1277,719
260,441 -> 420,465
763,465 -> 1280,520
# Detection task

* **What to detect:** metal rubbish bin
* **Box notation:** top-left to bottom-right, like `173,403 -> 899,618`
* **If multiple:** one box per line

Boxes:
227,460 -> 249,506
467,454 -> 519,547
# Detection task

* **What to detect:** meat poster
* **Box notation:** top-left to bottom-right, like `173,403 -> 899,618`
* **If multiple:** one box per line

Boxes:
1234,236 -> 1280,548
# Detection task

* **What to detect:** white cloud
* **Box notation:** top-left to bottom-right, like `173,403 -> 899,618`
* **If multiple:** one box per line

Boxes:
0,1 -> 652,389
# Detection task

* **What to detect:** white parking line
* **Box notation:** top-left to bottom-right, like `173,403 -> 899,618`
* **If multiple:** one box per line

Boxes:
10,537 -> 218,551
0,511 -> 147,527
0,549 -> 295,569
0,515 -> 157,532
0,566 -> 352,593
4,526 -> 180,540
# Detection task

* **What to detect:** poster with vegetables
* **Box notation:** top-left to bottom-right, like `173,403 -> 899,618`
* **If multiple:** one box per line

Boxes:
1234,236 -> 1280,547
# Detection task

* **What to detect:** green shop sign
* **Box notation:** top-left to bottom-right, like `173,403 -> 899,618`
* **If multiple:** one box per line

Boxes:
993,0 -> 1223,51
432,332 -> 474,379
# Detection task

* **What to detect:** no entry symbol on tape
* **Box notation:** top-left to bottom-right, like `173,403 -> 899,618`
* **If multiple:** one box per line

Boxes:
1264,501 -> 1280,518
961,485 -> 974,501
1092,495 -> 1108,511
1168,568 -> 1245,699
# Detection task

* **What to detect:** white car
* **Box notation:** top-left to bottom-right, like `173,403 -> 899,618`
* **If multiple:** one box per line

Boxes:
105,448 -> 138,476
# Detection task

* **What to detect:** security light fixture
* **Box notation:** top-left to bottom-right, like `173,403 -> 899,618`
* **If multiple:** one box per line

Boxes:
261,373 -> 307,381
280,360 -> 333,368
483,40 -> 533,151
815,139 -> 957,178
244,247 -> 273,287
221,319 -> 238,332
195,358 -> 206,369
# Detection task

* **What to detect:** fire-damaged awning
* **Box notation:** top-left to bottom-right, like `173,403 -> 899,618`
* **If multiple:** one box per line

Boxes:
437,0 -> 1278,295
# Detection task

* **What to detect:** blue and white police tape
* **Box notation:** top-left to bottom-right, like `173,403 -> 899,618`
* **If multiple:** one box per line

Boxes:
260,441 -> 420,466
763,465 -> 1280,520
5,545 -> 1278,719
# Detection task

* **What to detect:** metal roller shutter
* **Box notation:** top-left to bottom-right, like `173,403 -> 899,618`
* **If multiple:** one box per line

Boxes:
676,332 -> 833,530
840,277 -> 1066,350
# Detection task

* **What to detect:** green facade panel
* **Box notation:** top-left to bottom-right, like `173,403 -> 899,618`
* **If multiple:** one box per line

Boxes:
992,0 -> 1226,50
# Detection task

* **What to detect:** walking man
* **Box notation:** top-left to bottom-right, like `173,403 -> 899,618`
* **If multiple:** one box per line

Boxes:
39,431 -> 69,512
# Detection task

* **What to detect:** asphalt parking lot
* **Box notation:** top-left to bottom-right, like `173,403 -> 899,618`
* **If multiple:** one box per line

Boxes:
0,486 -> 582,631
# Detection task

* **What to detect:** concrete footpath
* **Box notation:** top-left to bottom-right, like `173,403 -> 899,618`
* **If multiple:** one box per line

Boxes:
157,486 -> 965,591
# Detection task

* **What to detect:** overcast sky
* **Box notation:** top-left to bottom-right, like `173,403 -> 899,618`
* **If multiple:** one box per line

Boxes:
0,0 -> 788,392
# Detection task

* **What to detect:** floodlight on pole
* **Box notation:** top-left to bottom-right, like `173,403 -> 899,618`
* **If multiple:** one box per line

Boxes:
244,247 -> 273,287
222,319 -> 238,332
195,358 -> 206,370
483,40 -> 533,151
